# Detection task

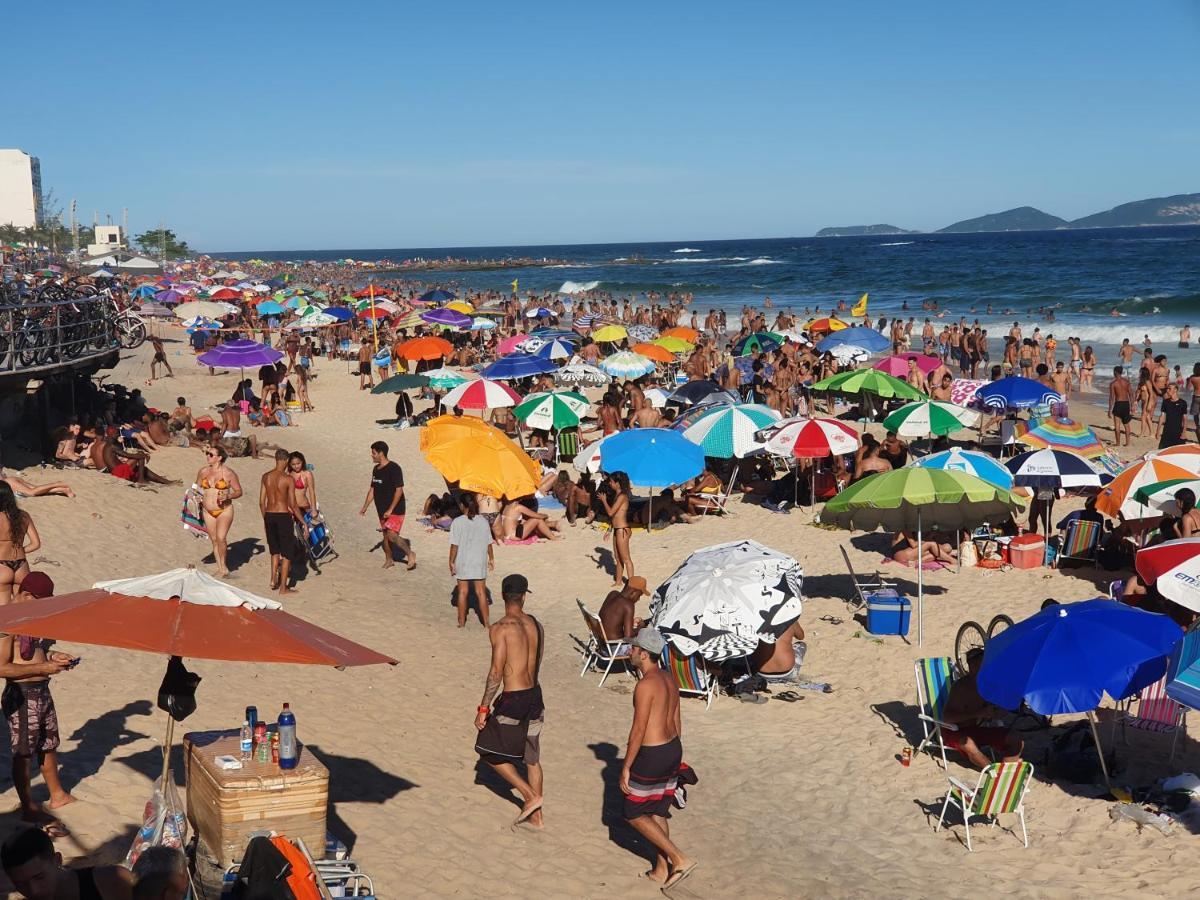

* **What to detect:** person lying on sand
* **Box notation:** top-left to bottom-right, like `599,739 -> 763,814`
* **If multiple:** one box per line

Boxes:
890,531 -> 956,566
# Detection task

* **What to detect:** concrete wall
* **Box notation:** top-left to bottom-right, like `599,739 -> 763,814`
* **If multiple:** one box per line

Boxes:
0,149 -> 40,229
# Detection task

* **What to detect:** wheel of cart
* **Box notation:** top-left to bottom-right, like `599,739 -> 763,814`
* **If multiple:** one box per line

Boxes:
954,615 -> 1016,674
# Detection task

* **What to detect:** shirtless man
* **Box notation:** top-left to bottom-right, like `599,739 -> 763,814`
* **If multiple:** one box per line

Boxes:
905,358 -> 928,394
1152,355 -> 1170,438
630,402 -> 662,429
599,576 -> 649,640
149,335 -> 173,380
598,395 -> 622,436
88,433 -> 175,485
930,373 -> 954,402
0,573 -> 77,836
1050,362 -> 1072,399
621,627 -> 696,890
474,575 -> 545,830
357,339 -> 373,390
942,648 -> 1023,768
259,449 -> 306,594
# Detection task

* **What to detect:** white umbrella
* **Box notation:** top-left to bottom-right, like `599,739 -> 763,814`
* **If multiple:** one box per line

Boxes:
829,345 -> 870,364
174,301 -> 233,321
93,567 -> 280,610
555,363 -> 611,388
644,388 -> 671,409
573,435 -> 613,474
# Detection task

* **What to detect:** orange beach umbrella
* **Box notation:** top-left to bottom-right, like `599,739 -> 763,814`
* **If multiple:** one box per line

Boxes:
632,342 -> 675,363
662,326 -> 700,342
397,335 -> 453,361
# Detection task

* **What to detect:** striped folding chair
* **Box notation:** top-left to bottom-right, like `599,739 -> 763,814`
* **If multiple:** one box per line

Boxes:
661,643 -> 716,709
1057,518 -> 1102,568
1122,676 -> 1187,760
914,657 -> 959,768
936,760 -> 1034,851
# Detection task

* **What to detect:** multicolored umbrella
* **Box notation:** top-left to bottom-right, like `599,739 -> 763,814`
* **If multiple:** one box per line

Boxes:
811,368 -> 925,400
649,540 -> 804,661
600,351 -> 656,379
1130,478 -> 1200,516
732,333 -> 780,356
1096,456 -> 1196,519
1137,539 -> 1200,613
882,400 -> 981,437
440,378 -> 520,411
1017,418 -> 1107,459
513,390 -> 590,430
627,324 -> 660,343
911,448 -> 1014,490
1148,445 -> 1200,475
535,338 -> 576,361
681,403 -> 781,458
873,353 -> 941,377
805,317 -> 850,333
758,417 -> 860,459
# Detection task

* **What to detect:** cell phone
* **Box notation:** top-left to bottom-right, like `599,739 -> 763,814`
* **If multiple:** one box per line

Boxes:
66,658 -> 81,669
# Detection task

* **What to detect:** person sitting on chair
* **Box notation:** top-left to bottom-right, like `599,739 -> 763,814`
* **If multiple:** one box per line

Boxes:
749,620 -> 807,683
941,648 -> 1023,769
599,576 -> 650,640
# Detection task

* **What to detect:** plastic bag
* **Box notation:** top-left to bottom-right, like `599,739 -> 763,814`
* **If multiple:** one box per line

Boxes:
124,775 -> 189,869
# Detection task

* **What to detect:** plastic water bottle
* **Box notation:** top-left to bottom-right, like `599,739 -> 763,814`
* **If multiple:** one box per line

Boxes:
277,703 -> 298,770
239,721 -> 252,762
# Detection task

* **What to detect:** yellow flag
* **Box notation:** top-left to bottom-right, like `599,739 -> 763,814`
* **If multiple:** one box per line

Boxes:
850,292 -> 868,317
511,278 -> 519,294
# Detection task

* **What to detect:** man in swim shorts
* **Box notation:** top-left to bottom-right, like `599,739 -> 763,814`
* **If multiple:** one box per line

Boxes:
259,449 -> 306,594
1109,366 -> 1133,447
360,441 -> 416,571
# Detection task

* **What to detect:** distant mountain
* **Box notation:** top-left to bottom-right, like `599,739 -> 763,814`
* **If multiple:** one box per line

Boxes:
1069,192 -> 1200,229
939,206 -> 1068,234
815,224 -> 916,237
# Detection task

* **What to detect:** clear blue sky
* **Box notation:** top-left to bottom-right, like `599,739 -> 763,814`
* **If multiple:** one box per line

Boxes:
8,1 -> 1199,251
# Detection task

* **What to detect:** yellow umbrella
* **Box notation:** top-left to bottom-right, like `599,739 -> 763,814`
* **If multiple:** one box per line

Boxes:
419,413 -> 494,453
592,324 -> 628,343
653,335 -> 694,353
421,420 -> 539,499
446,300 -> 474,314
394,311 -> 425,329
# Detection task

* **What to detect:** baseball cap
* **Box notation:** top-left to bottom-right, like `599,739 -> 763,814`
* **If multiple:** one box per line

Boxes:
19,572 -> 54,599
501,574 -> 530,596
625,576 -> 649,596
631,627 -> 665,656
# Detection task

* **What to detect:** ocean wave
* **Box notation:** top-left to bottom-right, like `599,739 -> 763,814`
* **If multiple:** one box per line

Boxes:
1062,325 -> 1185,345
543,263 -> 594,269
730,258 -> 783,266
879,241 -> 914,246
559,280 -> 601,294
673,248 -> 702,253
654,256 -> 750,263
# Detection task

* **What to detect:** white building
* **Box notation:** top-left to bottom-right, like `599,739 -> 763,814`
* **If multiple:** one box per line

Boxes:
0,149 -> 43,229
86,224 -> 126,257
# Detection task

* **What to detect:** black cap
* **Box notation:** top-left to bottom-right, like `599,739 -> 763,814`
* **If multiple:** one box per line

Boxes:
501,574 -> 530,596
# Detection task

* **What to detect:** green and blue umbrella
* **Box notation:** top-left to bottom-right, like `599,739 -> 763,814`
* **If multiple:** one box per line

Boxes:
681,403 -> 781,459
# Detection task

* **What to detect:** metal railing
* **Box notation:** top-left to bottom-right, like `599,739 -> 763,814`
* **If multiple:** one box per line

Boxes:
0,293 -> 120,377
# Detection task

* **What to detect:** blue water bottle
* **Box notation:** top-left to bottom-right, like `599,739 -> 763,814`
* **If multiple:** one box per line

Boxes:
277,703 -> 298,770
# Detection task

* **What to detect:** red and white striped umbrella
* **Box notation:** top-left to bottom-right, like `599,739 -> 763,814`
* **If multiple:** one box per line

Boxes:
439,378 -> 521,411
1137,538 -> 1200,613
759,417 -> 860,459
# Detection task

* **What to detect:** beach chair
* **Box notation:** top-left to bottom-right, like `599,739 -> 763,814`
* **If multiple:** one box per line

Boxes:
661,642 -> 717,709
576,600 -> 632,687
555,429 -> 579,466
1056,518 -> 1101,568
691,470 -> 737,517
1120,676 -> 1187,760
840,544 -> 899,611
914,656 -> 960,768
936,760 -> 1034,851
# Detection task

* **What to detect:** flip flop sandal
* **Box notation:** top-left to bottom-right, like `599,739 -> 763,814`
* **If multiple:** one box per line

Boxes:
773,691 -> 803,702
819,615 -> 844,625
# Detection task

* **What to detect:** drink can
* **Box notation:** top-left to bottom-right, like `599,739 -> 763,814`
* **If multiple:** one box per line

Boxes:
245,706 -> 258,732
901,746 -> 912,767
271,732 -> 280,766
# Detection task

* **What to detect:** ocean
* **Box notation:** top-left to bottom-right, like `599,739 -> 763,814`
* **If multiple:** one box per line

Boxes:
221,225 -> 1200,353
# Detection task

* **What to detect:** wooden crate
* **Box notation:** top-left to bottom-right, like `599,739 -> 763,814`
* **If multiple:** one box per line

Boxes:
184,730 -> 328,868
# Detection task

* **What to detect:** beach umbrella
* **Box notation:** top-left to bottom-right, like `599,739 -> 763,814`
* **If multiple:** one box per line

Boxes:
352,286 -> 391,298
627,324 -> 660,343
421,308 -> 472,329
535,338 -> 576,361
662,326 -> 700,343
649,540 -> 804,661
681,403 -> 781,459
357,307 -> 390,321
154,289 -> 187,304
911,448 -> 1014,490
325,306 -> 354,321
1166,629 -> 1200,711
977,599 -> 1181,793
513,390 -> 590,430
255,300 -> 286,316
1017,418 -> 1108,459
284,312 -> 337,330
666,380 -> 739,409
481,353 -> 558,381
1096,456 -> 1197,520
873,353 -> 940,377
183,318 -> 219,332
733,333 -> 781,356
136,302 -> 173,318
644,388 -> 671,409
372,372 -> 431,394
759,417 -> 860,459
132,285 -> 158,299
1137,539 -> 1200,613
1005,448 -> 1106,490
592,324 -> 628,343
882,400 -> 982,438
197,339 -> 283,373
446,300 -> 474,314
573,436 -> 610,474
1146,445 -> 1200,476
599,428 -> 705,488
947,378 -> 989,407
823,468 -> 1023,645
174,301 -> 231,321
554,363 -> 611,388
439,378 -> 521,411
827,345 -> 870,365
421,421 -> 540,499
600,351 -> 656,379
653,335 -> 695,354
524,306 -> 554,319
470,316 -> 497,331
530,327 -> 579,342
816,326 -> 889,353
811,368 -> 926,401
976,376 -> 1062,411
421,367 -> 470,390
805,317 -> 849,333
282,295 -> 310,310
496,333 -> 531,354
397,335 -> 453,361
1130,478 -> 1200,517
208,287 -> 240,301
632,342 -> 675,364
416,288 -> 456,304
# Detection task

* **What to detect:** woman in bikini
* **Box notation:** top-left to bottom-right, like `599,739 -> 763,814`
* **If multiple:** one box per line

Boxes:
195,446 -> 243,577
0,482 -> 39,603
600,471 -> 634,587
287,452 -> 317,517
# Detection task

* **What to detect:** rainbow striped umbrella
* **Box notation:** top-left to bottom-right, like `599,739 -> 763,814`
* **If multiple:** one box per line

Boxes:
1017,418 -> 1107,459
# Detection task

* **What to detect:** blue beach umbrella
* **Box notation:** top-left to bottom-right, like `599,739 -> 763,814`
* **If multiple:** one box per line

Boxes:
1005,448 -> 1107,490
599,427 -> 705,488
416,288 -> 456,305
976,376 -> 1062,411
325,307 -> 353,322
535,339 -> 575,361
481,353 -> 558,381
256,301 -> 286,316
816,326 -> 889,353
470,317 -> 497,331
132,285 -> 158,299
912,447 -> 1014,490
1166,629 -> 1200,711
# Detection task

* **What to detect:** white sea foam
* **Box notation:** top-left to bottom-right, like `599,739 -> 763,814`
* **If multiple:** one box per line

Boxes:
879,241 -> 914,246
543,263 -> 592,269
731,258 -> 783,266
673,248 -> 702,253
559,280 -> 601,294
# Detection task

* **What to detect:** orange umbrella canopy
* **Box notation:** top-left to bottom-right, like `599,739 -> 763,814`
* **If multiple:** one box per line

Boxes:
632,342 -> 674,363
662,326 -> 700,342
420,417 -> 539,499
397,335 -> 453,361
1096,456 -> 1197,519
352,286 -> 391,298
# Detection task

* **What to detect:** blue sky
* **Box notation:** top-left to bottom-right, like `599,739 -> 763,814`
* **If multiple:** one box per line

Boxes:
8,1 -> 1199,250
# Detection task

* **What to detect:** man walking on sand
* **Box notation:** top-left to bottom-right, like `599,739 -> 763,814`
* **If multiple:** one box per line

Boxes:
474,575 -> 545,830
259,449 -> 306,594
0,572 -> 78,838
359,441 -> 416,571
357,338 -> 373,390
1109,366 -> 1133,447
622,627 -> 697,892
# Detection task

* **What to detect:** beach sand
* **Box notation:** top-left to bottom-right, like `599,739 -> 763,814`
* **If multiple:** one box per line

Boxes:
2,338 -> 1198,899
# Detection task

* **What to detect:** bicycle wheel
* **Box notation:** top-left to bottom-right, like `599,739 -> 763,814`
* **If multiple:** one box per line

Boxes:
117,315 -> 146,349
987,614 -> 1014,640
955,620 -> 987,672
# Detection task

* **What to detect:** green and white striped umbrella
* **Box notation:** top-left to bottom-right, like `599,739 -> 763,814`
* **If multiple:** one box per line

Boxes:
882,400 -> 982,437
681,403 -> 781,459
513,390 -> 591,430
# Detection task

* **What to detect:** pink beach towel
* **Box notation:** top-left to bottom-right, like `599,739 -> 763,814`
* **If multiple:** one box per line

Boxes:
881,556 -> 950,571
503,536 -> 541,546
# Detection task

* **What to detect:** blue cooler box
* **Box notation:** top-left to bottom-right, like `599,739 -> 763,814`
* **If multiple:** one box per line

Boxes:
866,589 -> 911,636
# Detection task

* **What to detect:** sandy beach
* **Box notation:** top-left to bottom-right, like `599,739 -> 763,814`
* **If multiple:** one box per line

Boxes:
0,331 -> 1195,899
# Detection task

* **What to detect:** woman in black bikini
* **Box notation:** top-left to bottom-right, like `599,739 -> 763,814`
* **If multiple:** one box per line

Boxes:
0,482 -> 39,604
601,471 -> 634,587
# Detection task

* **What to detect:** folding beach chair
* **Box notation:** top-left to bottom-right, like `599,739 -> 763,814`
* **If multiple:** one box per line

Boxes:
691,470 -> 738,517
840,544 -> 899,611
936,760 -> 1034,851
914,656 -> 960,768
1056,518 -> 1101,568
576,600 -> 632,687
1120,676 -> 1187,761
555,429 -> 579,466
661,642 -> 717,709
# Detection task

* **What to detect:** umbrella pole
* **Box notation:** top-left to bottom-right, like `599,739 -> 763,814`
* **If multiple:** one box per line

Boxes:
1087,710 -> 1114,794
917,508 -> 924,647
160,714 -> 176,787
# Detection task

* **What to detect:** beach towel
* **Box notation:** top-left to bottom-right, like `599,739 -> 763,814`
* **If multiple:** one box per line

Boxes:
881,556 -> 950,571
503,535 -> 541,545
180,487 -> 206,538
